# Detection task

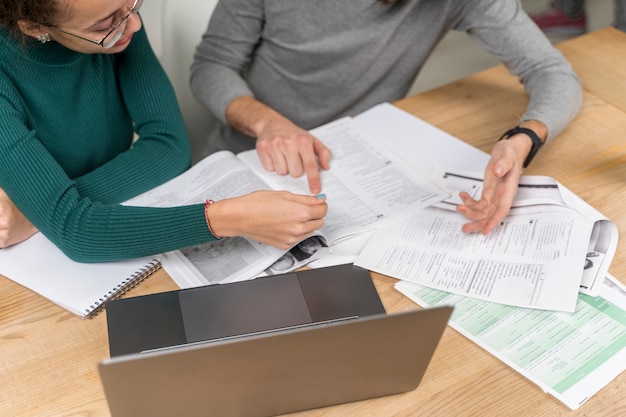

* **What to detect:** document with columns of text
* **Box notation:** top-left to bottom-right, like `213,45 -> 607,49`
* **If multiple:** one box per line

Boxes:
395,274 -> 626,410
349,103 -> 616,311
355,168 -> 617,312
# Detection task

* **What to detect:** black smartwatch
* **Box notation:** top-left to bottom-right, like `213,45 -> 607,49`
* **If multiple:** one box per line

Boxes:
498,126 -> 544,168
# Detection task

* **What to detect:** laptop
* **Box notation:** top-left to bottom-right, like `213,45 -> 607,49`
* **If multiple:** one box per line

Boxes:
99,264 -> 452,417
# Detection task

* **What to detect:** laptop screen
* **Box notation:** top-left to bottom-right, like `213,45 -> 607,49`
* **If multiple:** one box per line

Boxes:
179,273 -> 312,342
105,264 -> 385,357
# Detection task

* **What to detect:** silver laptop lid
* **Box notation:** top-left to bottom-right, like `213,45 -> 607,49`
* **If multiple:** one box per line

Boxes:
99,306 -> 452,417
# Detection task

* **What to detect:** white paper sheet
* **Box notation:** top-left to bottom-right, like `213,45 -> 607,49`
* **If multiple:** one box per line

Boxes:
0,233 -> 158,317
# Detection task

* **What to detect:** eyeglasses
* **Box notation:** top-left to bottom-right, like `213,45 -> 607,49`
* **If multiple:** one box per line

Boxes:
47,0 -> 143,49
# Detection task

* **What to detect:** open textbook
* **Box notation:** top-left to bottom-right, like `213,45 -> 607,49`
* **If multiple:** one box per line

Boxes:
355,168 -> 617,312
309,102 -> 492,268
395,274 -> 626,410
126,116 -> 448,288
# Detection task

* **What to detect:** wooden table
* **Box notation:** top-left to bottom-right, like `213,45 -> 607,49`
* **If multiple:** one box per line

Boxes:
2,27 -> 626,417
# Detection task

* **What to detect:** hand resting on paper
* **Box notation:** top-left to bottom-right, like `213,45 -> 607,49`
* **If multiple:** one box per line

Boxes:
207,190 -> 328,250
226,96 -> 332,195
456,123 -> 544,234
0,187 -> 38,248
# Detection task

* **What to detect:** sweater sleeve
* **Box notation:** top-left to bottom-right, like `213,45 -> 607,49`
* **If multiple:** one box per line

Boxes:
453,0 -> 582,142
0,129 -> 214,263
0,30 -> 216,263
73,26 -> 192,204
189,0 -> 262,124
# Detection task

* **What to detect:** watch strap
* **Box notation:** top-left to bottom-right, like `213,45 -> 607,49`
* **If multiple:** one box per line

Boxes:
498,126 -> 544,168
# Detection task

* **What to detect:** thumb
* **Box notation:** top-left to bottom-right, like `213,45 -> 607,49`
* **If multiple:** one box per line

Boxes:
312,193 -> 327,204
492,156 -> 514,178
287,192 -> 327,205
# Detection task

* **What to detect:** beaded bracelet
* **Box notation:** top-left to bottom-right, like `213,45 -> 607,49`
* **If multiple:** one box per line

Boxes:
204,199 -> 222,239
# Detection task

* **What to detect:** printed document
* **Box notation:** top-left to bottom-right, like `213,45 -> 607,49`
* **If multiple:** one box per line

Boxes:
433,169 -> 617,296
355,169 -> 616,312
395,274 -> 626,410
351,103 -> 617,297
309,102 -> 491,268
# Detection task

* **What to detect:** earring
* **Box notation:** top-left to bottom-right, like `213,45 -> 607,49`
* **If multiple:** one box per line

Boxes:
37,33 -> 51,44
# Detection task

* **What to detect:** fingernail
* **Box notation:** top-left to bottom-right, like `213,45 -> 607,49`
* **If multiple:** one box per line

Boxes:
316,193 -> 326,199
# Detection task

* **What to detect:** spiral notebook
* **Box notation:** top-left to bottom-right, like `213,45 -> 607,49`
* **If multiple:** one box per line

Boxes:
0,233 -> 160,319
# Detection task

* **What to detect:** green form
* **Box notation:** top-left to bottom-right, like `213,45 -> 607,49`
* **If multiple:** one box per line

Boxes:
395,274 -> 626,410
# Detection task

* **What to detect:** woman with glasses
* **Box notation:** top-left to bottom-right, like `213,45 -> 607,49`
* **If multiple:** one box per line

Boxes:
0,0 -> 327,262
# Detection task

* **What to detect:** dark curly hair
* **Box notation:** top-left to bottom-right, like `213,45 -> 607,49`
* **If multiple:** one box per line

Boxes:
0,0 -> 63,38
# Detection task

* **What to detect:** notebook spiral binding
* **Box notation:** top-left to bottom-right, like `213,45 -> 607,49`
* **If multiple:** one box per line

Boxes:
84,259 -> 162,319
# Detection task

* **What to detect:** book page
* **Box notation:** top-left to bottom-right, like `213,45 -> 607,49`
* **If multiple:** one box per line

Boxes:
125,150 -> 270,206
309,102 -> 490,268
237,117 -> 449,244
395,274 -> 626,410
164,234 -> 330,287
124,151 -> 314,287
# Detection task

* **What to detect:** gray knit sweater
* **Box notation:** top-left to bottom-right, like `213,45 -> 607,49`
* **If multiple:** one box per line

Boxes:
191,0 -> 582,155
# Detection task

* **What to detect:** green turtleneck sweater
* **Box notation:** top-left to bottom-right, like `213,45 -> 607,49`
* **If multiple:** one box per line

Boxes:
0,26 -> 216,262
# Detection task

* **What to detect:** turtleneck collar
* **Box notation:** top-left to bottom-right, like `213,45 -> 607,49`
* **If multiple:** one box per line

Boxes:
0,26 -> 84,67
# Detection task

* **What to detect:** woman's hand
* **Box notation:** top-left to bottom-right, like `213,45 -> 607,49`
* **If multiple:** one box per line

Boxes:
207,191 -> 328,249
0,188 -> 38,248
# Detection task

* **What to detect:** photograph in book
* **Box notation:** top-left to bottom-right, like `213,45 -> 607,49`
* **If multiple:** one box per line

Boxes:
125,117 -> 448,288
263,237 -> 329,275
354,168 -> 614,312
161,235 -> 330,287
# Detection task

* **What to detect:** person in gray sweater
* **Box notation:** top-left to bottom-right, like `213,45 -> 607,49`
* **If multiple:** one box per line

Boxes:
190,0 -> 582,235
